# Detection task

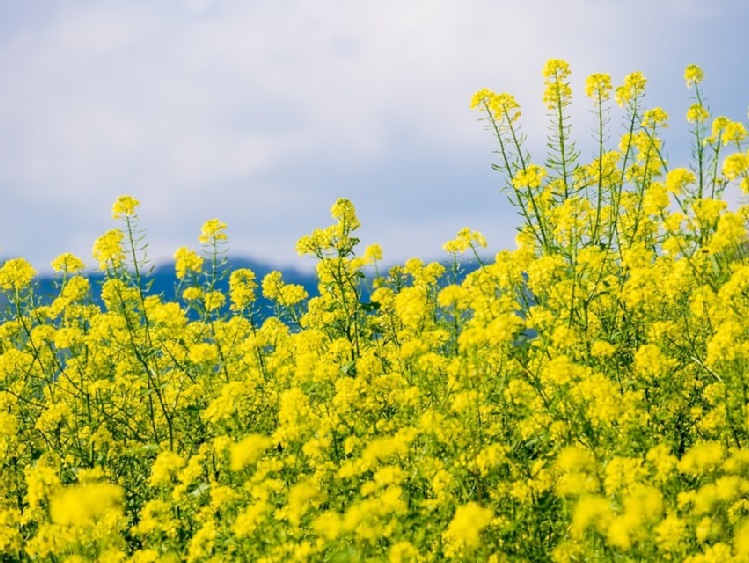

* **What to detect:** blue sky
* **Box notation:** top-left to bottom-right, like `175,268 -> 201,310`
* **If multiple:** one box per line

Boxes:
1,0 -> 748,272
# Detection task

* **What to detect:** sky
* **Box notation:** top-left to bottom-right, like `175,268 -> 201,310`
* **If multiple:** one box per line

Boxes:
1,0 -> 748,273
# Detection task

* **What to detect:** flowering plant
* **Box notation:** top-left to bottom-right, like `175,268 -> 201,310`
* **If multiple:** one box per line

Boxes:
1,60 -> 749,561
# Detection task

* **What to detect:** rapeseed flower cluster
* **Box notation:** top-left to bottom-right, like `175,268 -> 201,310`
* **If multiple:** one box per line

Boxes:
1,60 -> 749,560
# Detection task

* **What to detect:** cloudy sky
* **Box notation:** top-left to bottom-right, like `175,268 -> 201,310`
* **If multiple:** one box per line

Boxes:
1,0 -> 748,273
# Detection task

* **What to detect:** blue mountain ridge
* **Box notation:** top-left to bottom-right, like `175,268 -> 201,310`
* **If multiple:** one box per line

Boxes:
0,256 -> 488,324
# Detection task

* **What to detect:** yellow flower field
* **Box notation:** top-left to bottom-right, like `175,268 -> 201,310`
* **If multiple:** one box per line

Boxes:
1,59 -> 749,561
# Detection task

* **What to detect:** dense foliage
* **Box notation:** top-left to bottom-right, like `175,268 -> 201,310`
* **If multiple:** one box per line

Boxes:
1,59 -> 749,561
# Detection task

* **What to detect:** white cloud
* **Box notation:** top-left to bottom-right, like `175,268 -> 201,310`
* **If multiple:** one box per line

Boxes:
0,0 -> 748,271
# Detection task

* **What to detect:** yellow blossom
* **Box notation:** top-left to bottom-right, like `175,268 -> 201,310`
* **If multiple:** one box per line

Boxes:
111,194 -> 140,219
173,247 -> 203,279
204,290 -> 225,311
665,168 -> 696,194
149,451 -> 185,486
585,73 -> 612,100
183,286 -> 202,301
470,87 -> 492,109
655,513 -> 687,552
616,71 -> 647,107
542,59 -> 572,110
571,495 -> 613,539
443,228 -> 487,254
230,434 -> 273,471
49,483 -> 124,526
512,164 -> 547,191
723,151 -> 749,182
92,229 -> 125,269
229,268 -> 257,309
0,258 -> 36,291
363,243 -> 383,263
488,92 -> 522,123
679,441 -> 725,476
687,103 -> 710,123
442,502 -> 493,558
684,63 -> 704,88
50,252 -> 85,274
389,541 -> 419,562
25,464 -> 61,510
198,218 -> 228,244
642,107 -> 669,129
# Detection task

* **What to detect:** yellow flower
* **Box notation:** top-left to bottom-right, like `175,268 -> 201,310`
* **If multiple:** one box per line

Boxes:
111,194 -> 140,219
470,88 -> 493,110
49,483 -> 124,526
585,73 -> 612,100
512,164 -> 547,190
233,500 -> 268,537
542,59 -> 571,79
92,228 -> 125,269
0,258 -> 36,291
133,499 -> 178,538
542,59 -> 572,110
655,513 -> 687,552
229,268 -> 257,309
603,456 -> 647,496
50,252 -> 85,274
284,479 -> 323,526
331,198 -> 361,233
188,342 -> 219,364
556,446 -> 595,473
571,495 -> 612,539
487,92 -> 522,123
363,243 -> 383,263
204,291 -> 225,312
262,270 -> 283,301
735,519 -> 749,557
665,168 -> 696,194
643,182 -> 669,215
183,286 -> 202,301
723,151 -> 749,181
394,287 -> 427,330
443,227 -> 487,254
442,502 -> 493,557
684,63 -> 704,88
646,445 -> 678,482
0,507 -> 22,554
24,463 -> 61,510
607,485 -> 663,549
616,71 -> 647,107
131,550 -> 159,563
708,116 -> 748,145
642,107 -> 669,129
692,197 -> 727,227
262,270 -> 307,305
679,441 -> 725,476
724,120 -> 748,143
149,451 -> 185,486
590,340 -> 616,359
634,344 -> 674,379
360,431 -> 414,470
230,434 -> 273,471
389,541 -> 419,563
198,218 -> 228,244
687,103 -> 710,123
35,402 -> 71,432
280,284 -> 308,305
186,520 -> 216,562
312,511 -> 343,541
173,247 -> 203,279
210,485 -> 239,510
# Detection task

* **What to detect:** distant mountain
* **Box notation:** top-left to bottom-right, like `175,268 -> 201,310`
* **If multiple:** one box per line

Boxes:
0,256 -> 486,323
